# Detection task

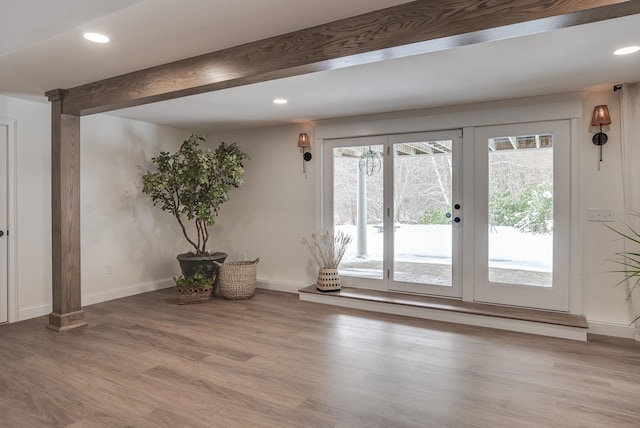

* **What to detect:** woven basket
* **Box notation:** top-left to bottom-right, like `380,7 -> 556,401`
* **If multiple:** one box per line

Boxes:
216,258 -> 259,300
175,284 -> 213,304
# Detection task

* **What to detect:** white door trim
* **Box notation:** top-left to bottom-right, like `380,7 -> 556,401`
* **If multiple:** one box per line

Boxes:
323,135 -> 388,291
322,130 -> 464,298
473,120 -> 572,312
0,116 -> 18,323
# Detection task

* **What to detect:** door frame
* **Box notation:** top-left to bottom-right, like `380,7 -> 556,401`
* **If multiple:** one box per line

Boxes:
322,130 -> 463,298
322,135 -> 389,291
316,95 -> 583,314
0,116 -> 18,323
473,120 -> 572,312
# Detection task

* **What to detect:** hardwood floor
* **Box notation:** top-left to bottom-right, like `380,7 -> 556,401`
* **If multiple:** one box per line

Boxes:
0,289 -> 638,427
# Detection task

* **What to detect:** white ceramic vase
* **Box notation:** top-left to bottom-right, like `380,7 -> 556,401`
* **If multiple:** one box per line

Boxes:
316,268 -> 341,292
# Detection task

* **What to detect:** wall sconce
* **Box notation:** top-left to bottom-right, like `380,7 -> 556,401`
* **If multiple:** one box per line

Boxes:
591,104 -> 611,168
297,133 -> 312,178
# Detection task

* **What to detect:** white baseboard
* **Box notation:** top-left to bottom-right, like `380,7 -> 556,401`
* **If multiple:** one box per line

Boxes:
17,278 -> 175,322
299,292 -> 587,341
19,303 -> 52,321
256,279 -> 302,294
18,277 -> 637,342
82,278 -> 175,307
588,320 -> 638,339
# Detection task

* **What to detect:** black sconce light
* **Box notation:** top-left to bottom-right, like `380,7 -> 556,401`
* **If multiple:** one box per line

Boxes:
591,105 -> 611,168
297,133 -> 312,177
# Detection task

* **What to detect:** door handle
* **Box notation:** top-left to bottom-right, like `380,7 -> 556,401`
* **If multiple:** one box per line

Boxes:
454,217 -> 461,223
0,230 -> 4,237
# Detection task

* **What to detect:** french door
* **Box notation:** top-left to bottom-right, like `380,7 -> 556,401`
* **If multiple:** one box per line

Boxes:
324,120 -> 571,311
474,121 -> 570,311
325,130 -> 463,298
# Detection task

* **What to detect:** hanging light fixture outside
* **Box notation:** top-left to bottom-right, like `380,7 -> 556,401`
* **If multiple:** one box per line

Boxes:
359,146 -> 381,176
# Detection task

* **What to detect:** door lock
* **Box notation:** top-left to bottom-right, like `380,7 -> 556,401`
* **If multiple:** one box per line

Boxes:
454,217 -> 461,223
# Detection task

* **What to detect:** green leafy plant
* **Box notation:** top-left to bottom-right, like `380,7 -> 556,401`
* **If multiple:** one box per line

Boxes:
142,133 -> 249,255
174,273 -> 211,287
603,214 -> 640,324
418,209 -> 450,225
489,182 -> 553,234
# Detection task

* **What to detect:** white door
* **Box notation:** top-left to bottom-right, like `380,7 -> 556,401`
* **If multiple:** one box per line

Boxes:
325,130 -> 462,298
327,135 -> 387,290
0,125 -> 8,323
474,121 -> 571,311
388,131 -> 462,298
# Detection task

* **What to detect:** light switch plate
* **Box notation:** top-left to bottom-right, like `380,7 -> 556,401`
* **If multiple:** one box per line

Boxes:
588,208 -> 615,222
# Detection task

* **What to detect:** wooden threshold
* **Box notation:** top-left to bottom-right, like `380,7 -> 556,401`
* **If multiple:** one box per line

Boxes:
298,286 -> 588,341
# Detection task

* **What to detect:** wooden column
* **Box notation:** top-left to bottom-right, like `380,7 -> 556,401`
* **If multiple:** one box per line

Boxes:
46,89 -> 86,332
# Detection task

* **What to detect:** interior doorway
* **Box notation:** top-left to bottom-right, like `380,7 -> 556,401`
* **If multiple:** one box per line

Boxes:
1,124 -> 8,323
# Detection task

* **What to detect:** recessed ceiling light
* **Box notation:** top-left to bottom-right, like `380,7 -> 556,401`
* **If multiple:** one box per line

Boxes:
614,46 -> 640,56
83,32 -> 110,44
272,98 -> 288,105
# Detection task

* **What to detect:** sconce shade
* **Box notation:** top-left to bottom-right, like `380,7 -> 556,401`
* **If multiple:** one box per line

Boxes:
297,133 -> 311,148
591,105 -> 612,126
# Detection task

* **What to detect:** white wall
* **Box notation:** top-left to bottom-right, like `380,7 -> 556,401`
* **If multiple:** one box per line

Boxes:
209,91 -> 636,336
1,89 -> 635,336
80,115 -> 189,305
207,123 -> 318,291
0,96 -> 51,318
0,95 -> 189,320
580,90 -> 635,333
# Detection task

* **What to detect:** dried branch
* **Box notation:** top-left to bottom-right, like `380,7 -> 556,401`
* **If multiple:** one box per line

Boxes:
301,230 -> 352,269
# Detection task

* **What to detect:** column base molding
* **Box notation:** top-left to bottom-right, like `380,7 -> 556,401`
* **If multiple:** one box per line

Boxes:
47,310 -> 87,332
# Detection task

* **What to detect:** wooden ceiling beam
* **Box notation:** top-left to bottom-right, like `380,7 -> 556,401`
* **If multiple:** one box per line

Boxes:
55,0 -> 640,115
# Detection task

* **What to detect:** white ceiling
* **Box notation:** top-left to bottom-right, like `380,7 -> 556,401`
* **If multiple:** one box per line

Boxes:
1,1 -> 639,132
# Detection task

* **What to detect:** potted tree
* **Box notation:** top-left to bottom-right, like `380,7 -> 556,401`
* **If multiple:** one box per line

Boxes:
142,133 -> 249,288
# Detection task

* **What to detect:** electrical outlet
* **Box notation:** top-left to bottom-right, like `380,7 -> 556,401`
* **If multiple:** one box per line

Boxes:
588,208 -> 615,222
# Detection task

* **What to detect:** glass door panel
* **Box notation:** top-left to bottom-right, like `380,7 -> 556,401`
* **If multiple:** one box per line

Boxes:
389,131 -> 462,297
488,134 -> 554,287
332,141 -> 385,282
475,121 -> 570,311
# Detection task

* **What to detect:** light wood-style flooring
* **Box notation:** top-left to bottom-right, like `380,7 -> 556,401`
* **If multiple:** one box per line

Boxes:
0,289 -> 638,427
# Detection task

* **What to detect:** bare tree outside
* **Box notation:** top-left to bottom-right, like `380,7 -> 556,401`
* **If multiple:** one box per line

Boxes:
333,135 -> 554,287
